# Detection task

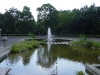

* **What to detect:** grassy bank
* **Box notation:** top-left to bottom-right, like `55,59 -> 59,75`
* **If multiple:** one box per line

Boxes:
10,39 -> 46,53
70,34 -> 100,49
10,33 -> 46,53
10,40 -> 36,53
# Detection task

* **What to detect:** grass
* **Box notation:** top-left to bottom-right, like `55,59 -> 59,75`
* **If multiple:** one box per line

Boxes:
70,34 -> 100,48
93,41 -> 100,48
76,70 -> 85,75
10,33 -> 47,53
71,40 -> 100,49
10,40 -> 45,53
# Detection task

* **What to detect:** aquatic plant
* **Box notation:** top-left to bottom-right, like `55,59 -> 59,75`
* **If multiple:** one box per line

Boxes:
84,40 -> 94,48
10,41 -> 33,53
10,40 -> 45,53
71,34 -> 100,48
78,34 -> 87,41
28,32 -> 35,40
93,41 -> 100,48
76,70 -> 85,75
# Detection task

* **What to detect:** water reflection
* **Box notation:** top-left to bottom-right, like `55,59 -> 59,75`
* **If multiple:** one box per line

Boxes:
21,51 -> 32,65
70,45 -> 100,64
6,54 -> 21,65
6,50 -> 35,66
47,41 -> 51,52
37,41 -> 57,68
37,41 -> 59,75
0,44 -> 100,75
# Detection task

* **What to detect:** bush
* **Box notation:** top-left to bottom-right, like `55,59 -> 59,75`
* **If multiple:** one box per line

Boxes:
78,34 -> 87,41
93,41 -> 100,48
10,40 -> 39,53
76,70 -> 85,75
84,40 -> 94,48
10,41 -> 32,53
28,32 -> 35,40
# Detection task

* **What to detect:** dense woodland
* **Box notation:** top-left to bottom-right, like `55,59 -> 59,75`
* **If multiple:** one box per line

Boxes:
0,3 -> 100,35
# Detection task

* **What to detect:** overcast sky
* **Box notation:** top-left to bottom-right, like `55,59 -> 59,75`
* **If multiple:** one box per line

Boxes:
0,0 -> 100,20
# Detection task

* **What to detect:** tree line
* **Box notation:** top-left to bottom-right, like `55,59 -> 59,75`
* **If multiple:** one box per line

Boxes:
0,6 -> 36,34
0,3 -> 100,35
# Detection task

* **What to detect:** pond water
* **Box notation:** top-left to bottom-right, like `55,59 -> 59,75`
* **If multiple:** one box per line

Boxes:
0,43 -> 100,75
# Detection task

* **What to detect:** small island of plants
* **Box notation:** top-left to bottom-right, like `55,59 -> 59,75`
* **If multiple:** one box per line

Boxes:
70,34 -> 100,49
10,33 -> 46,53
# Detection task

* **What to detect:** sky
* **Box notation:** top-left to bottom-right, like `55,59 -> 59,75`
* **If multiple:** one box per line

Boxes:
0,0 -> 100,20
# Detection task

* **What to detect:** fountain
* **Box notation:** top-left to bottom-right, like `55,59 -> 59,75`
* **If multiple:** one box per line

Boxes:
47,27 -> 52,52
47,27 -> 52,41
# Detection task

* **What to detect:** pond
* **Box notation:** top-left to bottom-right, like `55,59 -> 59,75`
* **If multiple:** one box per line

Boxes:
0,42 -> 100,75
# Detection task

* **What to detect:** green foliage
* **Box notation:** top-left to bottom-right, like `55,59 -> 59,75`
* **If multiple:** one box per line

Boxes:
10,40 -> 40,53
1,3 -> 100,35
77,34 -> 92,47
31,40 -> 39,48
71,34 -> 100,48
2,6 -> 36,34
78,34 -> 87,41
84,40 -> 94,48
39,40 -> 46,45
57,10 -> 76,35
93,41 -> 100,48
10,44 -> 17,53
10,41 -> 33,53
10,39 -> 46,53
76,71 -> 85,75
37,3 -> 59,34
71,39 -> 100,49
28,32 -> 35,40
71,34 -> 87,46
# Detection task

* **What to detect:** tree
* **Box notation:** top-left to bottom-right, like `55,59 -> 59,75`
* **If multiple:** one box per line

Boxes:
3,11 -> 15,34
57,10 -> 76,35
2,6 -> 36,34
14,6 -> 36,34
37,3 -> 59,35
21,6 -> 34,21
0,13 -> 4,31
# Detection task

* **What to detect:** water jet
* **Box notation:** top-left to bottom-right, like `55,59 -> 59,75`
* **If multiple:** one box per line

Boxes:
47,27 -> 52,41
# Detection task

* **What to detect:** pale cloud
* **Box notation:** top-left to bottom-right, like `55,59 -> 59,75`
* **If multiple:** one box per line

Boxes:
0,0 -> 100,20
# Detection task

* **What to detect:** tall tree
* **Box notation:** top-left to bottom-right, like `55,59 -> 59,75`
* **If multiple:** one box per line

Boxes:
37,3 -> 59,34
3,11 -> 15,34
0,13 -> 4,31
58,10 -> 76,35
21,6 -> 34,21
15,6 -> 36,34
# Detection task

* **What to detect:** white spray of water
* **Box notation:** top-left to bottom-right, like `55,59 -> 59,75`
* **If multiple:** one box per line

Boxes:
47,27 -> 52,41
47,27 -> 52,52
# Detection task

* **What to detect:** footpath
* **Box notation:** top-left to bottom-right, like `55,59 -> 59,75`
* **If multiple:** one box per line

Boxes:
0,46 -> 10,61
0,36 -> 28,75
0,36 -> 28,61
0,46 -> 10,75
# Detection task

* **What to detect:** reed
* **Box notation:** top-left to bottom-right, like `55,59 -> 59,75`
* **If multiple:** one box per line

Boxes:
71,34 -> 100,48
10,40 -> 44,53
76,70 -> 85,75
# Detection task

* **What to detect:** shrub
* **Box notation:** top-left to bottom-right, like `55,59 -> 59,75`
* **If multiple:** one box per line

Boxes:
28,32 -> 35,40
93,41 -> 100,48
84,40 -> 94,48
78,34 -> 87,41
76,70 -> 85,75
10,40 -> 38,53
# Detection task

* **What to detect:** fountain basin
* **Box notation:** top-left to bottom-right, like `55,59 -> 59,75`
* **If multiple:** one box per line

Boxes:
85,64 -> 100,75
